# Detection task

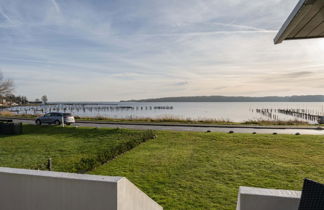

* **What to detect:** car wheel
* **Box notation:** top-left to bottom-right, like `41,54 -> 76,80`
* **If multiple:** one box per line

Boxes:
36,120 -> 42,125
54,120 -> 61,125
66,123 -> 71,126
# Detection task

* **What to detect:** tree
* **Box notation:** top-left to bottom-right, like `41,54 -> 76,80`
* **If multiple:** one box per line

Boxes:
20,96 -> 28,104
0,72 -> 14,96
41,95 -> 48,104
12,95 -> 28,105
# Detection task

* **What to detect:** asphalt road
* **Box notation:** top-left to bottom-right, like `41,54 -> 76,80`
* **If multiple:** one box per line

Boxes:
12,119 -> 324,135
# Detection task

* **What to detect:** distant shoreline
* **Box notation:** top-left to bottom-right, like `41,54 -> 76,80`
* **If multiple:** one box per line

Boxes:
122,95 -> 324,103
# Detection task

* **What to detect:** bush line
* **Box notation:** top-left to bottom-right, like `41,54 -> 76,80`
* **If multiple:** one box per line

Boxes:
35,130 -> 155,173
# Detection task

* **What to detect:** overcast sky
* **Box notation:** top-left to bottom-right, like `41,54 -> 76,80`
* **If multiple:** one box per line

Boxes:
1,0 -> 324,101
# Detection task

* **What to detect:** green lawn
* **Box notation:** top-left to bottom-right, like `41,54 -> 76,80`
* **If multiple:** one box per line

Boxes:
90,131 -> 324,210
0,125 -> 153,172
1,125 -> 323,209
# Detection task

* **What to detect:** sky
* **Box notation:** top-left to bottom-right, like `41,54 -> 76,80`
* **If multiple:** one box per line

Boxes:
1,0 -> 324,102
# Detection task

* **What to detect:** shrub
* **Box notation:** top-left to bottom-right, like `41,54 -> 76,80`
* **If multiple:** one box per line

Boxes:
34,130 -> 155,173
0,122 -> 23,135
70,130 -> 156,173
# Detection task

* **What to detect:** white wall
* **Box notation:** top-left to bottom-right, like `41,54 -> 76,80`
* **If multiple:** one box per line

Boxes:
236,186 -> 301,210
0,167 -> 162,210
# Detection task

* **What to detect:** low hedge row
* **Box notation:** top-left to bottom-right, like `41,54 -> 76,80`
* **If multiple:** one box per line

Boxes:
37,129 -> 155,173
75,129 -> 155,173
0,122 -> 23,135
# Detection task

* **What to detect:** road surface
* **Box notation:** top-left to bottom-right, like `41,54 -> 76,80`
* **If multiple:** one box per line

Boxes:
11,119 -> 324,135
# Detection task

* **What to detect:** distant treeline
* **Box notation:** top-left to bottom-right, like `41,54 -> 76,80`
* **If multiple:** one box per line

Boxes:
122,95 -> 324,102
0,95 -> 28,105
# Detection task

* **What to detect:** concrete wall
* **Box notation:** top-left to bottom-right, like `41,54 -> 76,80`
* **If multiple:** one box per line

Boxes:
0,167 -> 162,210
117,178 -> 162,210
236,186 -> 301,210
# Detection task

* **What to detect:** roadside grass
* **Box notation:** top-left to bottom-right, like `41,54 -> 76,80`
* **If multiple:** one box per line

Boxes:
78,116 -> 310,126
241,119 -> 310,126
90,131 -> 324,210
0,125 -> 154,172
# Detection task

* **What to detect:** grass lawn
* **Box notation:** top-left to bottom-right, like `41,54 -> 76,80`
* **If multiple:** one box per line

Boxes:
90,131 -> 324,210
0,125 -> 153,172
0,125 -> 323,209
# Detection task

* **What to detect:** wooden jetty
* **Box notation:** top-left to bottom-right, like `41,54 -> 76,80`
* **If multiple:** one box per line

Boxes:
255,108 -> 322,122
5,104 -> 174,116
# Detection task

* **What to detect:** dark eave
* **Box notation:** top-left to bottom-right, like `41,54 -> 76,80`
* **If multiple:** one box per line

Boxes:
274,0 -> 324,44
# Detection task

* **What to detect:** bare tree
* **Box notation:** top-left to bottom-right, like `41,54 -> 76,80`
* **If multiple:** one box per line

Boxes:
0,72 -> 14,96
41,95 -> 48,104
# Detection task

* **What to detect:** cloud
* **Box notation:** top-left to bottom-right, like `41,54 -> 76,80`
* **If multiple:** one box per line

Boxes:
50,0 -> 61,14
261,71 -> 316,83
173,81 -> 189,86
1,0 -> 324,101
0,6 -> 14,24
281,71 -> 315,78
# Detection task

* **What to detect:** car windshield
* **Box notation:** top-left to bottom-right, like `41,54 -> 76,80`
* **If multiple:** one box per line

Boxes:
63,113 -> 72,117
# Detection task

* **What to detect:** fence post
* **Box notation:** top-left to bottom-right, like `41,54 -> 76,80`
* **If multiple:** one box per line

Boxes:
47,158 -> 52,171
62,115 -> 65,127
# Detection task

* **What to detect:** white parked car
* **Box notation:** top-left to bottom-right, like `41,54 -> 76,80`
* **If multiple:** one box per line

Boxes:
35,112 -> 75,125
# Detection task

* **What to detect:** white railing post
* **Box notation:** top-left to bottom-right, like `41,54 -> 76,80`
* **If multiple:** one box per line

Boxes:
62,115 -> 65,127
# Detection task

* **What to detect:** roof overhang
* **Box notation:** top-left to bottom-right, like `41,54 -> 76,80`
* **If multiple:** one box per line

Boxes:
274,0 -> 324,44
